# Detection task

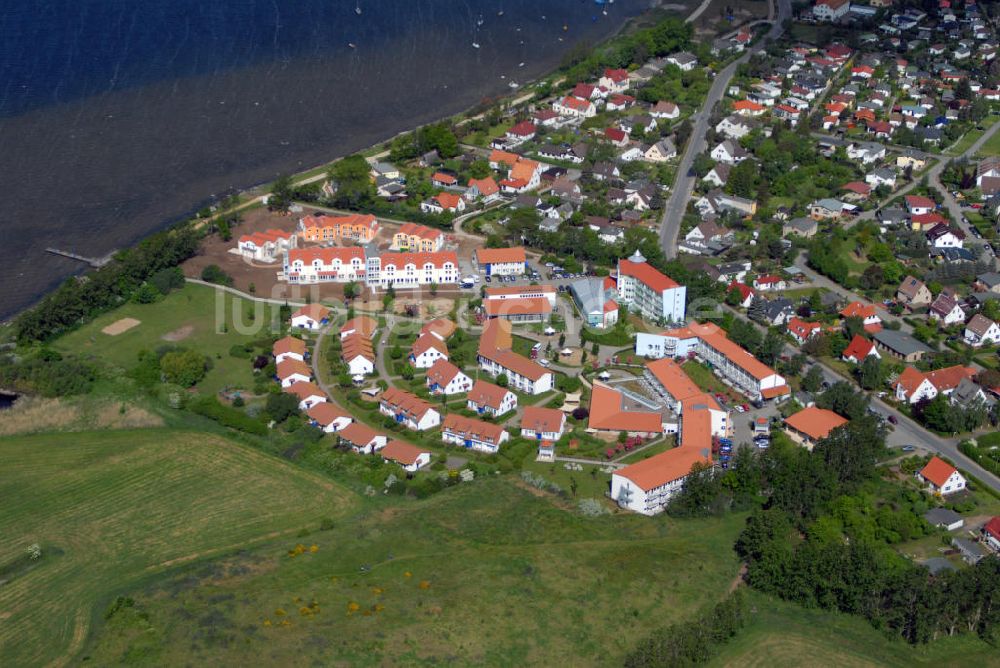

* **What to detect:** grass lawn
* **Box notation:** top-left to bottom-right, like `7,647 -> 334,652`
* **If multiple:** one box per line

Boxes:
54,283 -> 283,396
521,459 -> 614,499
0,429 -> 357,667
681,360 -> 732,397
512,334 -> 540,358
975,125 -> 1000,158
781,287 -> 825,301
945,127 -> 985,156
84,477 -> 746,666
618,436 -> 675,464
708,590 -> 996,667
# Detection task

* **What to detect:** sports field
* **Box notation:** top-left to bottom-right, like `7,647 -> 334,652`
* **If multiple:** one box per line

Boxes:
53,283 -> 283,395
83,478 -> 746,666
0,430 -> 357,667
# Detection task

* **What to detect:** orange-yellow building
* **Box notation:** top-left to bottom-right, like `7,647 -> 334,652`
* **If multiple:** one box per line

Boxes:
392,222 -> 444,252
298,212 -> 379,244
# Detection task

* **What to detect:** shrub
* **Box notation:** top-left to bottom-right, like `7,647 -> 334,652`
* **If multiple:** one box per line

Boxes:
159,349 -> 208,387
149,267 -> 186,295
201,264 -> 232,286
578,499 -> 611,516
187,396 -> 267,435
265,393 -> 301,423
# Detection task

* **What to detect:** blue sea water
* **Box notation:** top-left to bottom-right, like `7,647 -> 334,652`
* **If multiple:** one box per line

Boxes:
0,0 -> 645,320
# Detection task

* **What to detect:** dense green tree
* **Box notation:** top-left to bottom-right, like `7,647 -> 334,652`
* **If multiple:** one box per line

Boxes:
856,355 -> 885,390
268,175 -> 294,212
159,349 -> 207,387
817,381 -> 870,421
265,392 -> 301,423
329,155 -> 375,208
801,365 -> 824,393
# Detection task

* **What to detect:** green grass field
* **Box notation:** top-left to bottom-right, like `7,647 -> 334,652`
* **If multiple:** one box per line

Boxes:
0,430 -> 357,667
975,125 -> 1000,158
83,478 -> 746,666
54,283 -> 283,395
682,360 -> 733,398
709,591 -> 996,667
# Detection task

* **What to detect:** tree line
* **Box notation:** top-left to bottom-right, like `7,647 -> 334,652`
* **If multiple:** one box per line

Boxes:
15,224 -> 201,343
666,383 -> 1000,645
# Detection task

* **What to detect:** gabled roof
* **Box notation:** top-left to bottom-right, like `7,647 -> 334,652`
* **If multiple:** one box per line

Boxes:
421,318 -> 457,340
338,422 -> 383,447
840,301 -> 878,319
484,297 -> 553,317
842,334 -> 875,361
618,252 -> 680,292
276,358 -> 312,380
442,414 -> 507,444
466,379 -> 512,410
284,380 -> 325,401
307,402 -> 349,426
588,383 -> 664,433
426,358 -> 465,387
341,316 -> 377,338
468,177 -> 499,197
411,332 -> 448,359
380,387 -> 437,420
273,336 -> 307,357
787,317 -> 822,340
784,406 -> 848,441
476,247 -> 527,265
966,313 -> 997,337
381,440 -> 430,466
646,358 -> 703,403
508,120 -> 536,137
905,194 -> 935,209
521,406 -> 565,433
920,456 -> 958,488
292,303 -> 332,322
984,516 -> 1000,541
895,364 -> 977,397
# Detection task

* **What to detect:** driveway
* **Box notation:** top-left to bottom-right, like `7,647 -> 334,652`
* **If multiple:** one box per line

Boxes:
659,0 -> 792,258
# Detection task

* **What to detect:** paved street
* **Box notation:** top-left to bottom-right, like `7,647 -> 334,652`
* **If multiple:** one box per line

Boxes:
659,0 -> 791,258
722,304 -> 1000,491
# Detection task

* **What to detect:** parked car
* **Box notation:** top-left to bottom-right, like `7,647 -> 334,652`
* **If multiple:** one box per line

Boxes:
901,445 -> 915,452
888,415 -> 898,425
741,404 -> 750,412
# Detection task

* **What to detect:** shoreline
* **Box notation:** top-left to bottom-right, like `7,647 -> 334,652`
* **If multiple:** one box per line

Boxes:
1,4 -> 676,327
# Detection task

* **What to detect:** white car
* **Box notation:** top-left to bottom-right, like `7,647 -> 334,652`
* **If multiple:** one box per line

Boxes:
539,359 -> 550,367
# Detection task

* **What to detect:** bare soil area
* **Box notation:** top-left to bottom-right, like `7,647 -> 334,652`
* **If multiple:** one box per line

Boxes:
101,317 -> 141,336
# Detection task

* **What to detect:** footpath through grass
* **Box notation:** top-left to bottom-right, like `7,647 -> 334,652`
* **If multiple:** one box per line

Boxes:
708,590 -> 996,667
84,478 -> 746,666
0,429 -> 357,667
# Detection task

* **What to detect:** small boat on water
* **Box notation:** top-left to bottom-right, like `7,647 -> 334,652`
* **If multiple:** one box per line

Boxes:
355,1 -> 362,15
508,81 -> 519,89
472,41 -> 480,49
477,14 -> 484,26
348,42 -> 357,48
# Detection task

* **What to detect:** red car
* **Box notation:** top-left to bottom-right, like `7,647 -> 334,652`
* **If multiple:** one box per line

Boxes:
741,404 -> 750,412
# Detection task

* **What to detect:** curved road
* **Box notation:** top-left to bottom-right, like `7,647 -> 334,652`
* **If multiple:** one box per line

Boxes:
659,0 -> 791,257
